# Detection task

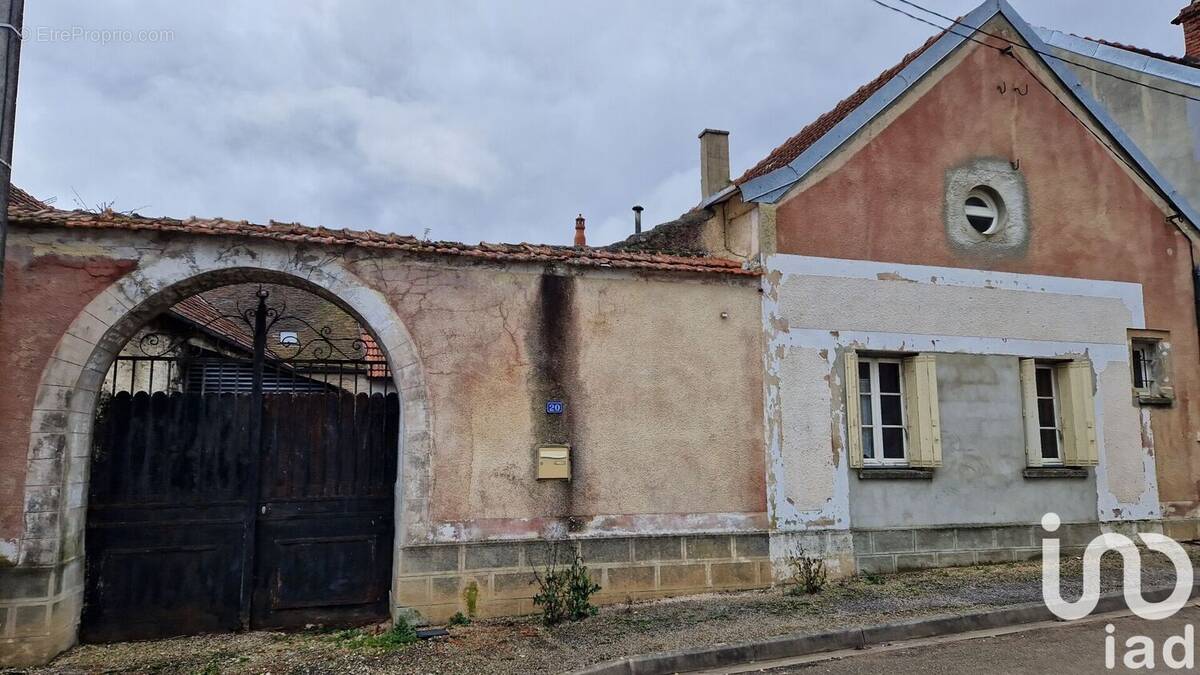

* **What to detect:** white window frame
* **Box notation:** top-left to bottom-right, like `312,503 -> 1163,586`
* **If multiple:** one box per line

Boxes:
859,357 -> 908,467
965,187 -> 1004,235
1035,364 -> 1063,466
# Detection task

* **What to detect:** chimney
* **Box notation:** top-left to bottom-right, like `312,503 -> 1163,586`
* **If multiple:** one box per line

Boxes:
699,129 -> 731,200
632,205 -> 644,234
574,213 -> 586,247
1173,1 -> 1200,61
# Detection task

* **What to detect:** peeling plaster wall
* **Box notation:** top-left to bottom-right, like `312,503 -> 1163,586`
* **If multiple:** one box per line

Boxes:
0,226 -> 767,664
0,248 -> 135,555
350,255 -> 768,539
0,227 -> 766,549
763,254 -> 1160,531
768,36 -> 1199,520
851,353 -> 1098,528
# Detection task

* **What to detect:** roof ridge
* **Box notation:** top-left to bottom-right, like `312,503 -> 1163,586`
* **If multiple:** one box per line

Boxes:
1061,30 -> 1196,68
5,185 -> 759,277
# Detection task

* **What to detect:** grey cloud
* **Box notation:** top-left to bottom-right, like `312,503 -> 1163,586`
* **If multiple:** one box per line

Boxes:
13,1 -> 1187,245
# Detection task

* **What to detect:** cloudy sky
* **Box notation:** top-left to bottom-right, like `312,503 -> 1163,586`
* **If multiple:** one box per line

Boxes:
12,1 -> 1190,246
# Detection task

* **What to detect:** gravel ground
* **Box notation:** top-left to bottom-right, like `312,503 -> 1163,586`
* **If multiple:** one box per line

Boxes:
10,545 -> 1198,675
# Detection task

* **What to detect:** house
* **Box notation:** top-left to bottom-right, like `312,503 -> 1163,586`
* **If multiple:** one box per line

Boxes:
4,0 -> 1200,666
619,0 -> 1200,572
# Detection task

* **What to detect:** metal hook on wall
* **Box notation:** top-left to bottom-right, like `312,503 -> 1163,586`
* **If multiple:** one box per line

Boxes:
1014,83 -> 1028,96
997,81 -> 1006,95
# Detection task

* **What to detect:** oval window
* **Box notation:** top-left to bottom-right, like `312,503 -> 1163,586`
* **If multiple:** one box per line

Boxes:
965,188 -> 1003,235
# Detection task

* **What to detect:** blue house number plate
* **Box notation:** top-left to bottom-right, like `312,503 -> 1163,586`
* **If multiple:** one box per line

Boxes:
546,400 -> 565,415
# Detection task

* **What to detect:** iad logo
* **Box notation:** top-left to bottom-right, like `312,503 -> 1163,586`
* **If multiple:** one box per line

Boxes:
1041,513 -> 1196,670
1041,513 -> 1192,621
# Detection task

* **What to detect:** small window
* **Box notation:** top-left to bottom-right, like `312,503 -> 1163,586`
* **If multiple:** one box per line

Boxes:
1020,358 -> 1098,468
1034,365 -> 1062,464
964,187 -> 1004,235
1132,342 -> 1154,390
1129,330 -> 1173,405
278,331 -> 300,346
858,358 -> 907,465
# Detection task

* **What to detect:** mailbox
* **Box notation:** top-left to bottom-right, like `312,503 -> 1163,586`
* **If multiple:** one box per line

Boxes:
537,445 -> 571,480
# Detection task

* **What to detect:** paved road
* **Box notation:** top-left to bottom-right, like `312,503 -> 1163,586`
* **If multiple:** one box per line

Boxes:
754,605 -> 1200,674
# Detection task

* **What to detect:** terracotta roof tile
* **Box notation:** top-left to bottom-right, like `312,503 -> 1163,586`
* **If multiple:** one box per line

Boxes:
6,185 -> 759,277
736,31 -> 945,184
170,294 -> 257,354
361,332 -> 389,378
8,185 -> 49,210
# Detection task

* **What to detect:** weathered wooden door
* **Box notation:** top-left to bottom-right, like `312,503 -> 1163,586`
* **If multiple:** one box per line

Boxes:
83,390 -> 255,641
82,289 -> 397,642
251,392 -> 398,629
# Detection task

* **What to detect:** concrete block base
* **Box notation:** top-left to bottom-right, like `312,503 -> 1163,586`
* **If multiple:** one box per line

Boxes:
768,530 -> 856,581
851,521 -> 1162,574
0,561 -> 82,667
396,532 -> 773,624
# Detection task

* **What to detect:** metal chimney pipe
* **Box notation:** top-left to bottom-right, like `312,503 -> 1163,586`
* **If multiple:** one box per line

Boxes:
632,205 -> 644,234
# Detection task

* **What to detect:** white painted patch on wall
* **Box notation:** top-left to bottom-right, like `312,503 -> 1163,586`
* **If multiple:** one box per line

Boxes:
762,254 -> 1160,532
774,255 -> 1146,329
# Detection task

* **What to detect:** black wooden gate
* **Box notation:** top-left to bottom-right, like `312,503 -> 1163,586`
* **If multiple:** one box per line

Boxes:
82,289 -> 398,642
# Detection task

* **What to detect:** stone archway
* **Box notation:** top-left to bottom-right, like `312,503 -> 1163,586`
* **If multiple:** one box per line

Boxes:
16,244 -> 431,660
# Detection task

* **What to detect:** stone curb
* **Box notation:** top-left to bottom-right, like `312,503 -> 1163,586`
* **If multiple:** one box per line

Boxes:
572,582 -> 1200,675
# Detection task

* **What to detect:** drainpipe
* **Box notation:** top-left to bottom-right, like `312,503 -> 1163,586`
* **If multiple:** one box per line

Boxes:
0,1 -> 23,298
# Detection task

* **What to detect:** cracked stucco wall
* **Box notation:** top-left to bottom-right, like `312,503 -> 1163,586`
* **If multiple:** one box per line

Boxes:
0,226 -> 768,666
349,258 -> 768,540
0,227 -> 767,552
762,254 -> 1161,532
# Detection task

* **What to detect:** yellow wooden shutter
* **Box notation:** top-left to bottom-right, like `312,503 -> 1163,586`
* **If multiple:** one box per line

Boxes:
1019,358 -> 1043,467
845,351 -> 863,469
904,354 -> 942,468
1058,360 -> 1099,467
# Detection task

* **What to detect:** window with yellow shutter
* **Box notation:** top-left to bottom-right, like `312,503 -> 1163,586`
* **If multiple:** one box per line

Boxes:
1019,358 -> 1098,468
845,352 -> 942,469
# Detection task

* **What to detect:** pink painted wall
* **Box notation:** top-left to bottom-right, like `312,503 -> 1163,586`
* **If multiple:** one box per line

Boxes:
773,40 -> 1200,517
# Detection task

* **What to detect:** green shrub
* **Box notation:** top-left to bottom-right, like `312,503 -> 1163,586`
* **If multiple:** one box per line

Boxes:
327,618 -> 417,651
448,611 -> 471,627
531,546 -> 601,625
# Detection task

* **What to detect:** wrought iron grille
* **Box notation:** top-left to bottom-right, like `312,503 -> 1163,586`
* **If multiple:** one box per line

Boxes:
104,288 -> 394,397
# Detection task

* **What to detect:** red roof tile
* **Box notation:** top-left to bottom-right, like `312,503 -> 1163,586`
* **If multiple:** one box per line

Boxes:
361,332 -> 390,378
6,186 -> 759,277
736,31 -> 945,185
8,185 -> 49,210
170,294 -> 257,354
